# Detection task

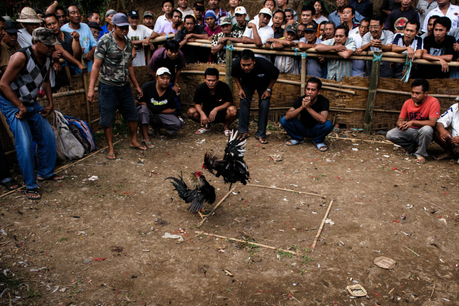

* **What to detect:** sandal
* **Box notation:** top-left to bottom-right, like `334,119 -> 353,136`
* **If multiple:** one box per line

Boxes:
255,136 -> 268,144
240,132 -> 250,139
196,127 -> 211,134
130,145 -> 147,151
286,139 -> 304,146
37,174 -> 65,182
1,179 -> 21,191
106,153 -> 116,160
143,141 -> 155,149
224,130 -> 232,137
25,188 -> 41,200
314,142 -> 328,152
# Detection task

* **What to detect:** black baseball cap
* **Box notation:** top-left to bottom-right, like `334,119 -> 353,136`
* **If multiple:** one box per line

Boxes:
127,10 -> 139,18
4,20 -> 18,34
88,21 -> 102,31
304,23 -> 317,32
193,1 -> 205,11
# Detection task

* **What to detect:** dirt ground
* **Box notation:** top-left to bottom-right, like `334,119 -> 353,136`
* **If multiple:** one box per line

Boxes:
0,119 -> 458,306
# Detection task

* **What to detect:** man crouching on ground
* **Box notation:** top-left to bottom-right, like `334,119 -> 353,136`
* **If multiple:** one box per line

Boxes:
0,28 -> 64,200
280,77 -> 333,151
187,68 -> 237,136
433,99 -> 459,162
136,67 -> 183,148
386,78 -> 440,164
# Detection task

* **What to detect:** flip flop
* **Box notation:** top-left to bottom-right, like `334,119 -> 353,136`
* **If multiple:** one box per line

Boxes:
224,130 -> 232,137
240,132 -> 250,139
106,153 -> 116,160
25,188 -> 41,200
1,179 -> 21,191
255,136 -> 268,144
37,174 -> 65,182
196,127 -> 211,134
314,142 -> 328,152
286,139 -> 304,146
143,141 -> 154,149
130,145 -> 147,151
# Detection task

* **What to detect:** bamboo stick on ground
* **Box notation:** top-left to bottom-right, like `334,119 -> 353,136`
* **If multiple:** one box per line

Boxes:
195,231 -> 299,256
0,139 -> 123,199
248,184 -> 325,198
197,187 -> 235,227
329,136 -> 394,144
312,198 -> 335,251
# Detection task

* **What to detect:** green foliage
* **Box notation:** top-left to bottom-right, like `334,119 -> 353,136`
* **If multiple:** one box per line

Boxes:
277,249 -> 292,259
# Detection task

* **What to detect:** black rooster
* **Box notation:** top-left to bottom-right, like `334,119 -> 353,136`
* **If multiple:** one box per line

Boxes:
203,130 -> 250,189
166,171 -> 216,213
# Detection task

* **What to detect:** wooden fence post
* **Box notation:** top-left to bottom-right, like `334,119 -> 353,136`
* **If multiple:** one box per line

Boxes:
300,54 -> 307,95
363,51 -> 381,134
225,41 -> 233,88
81,59 -> 91,125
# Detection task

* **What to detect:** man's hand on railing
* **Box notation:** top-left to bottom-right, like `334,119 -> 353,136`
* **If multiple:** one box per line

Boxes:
369,39 -> 383,49
355,48 -> 363,56
406,47 -> 415,60
334,45 -> 347,52
454,42 -> 459,53
439,58 -> 449,73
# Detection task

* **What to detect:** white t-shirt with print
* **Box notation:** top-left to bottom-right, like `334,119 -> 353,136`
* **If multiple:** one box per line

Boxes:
128,25 -> 153,67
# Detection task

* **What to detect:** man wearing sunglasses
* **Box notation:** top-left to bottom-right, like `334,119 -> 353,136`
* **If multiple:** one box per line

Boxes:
0,27 -> 64,200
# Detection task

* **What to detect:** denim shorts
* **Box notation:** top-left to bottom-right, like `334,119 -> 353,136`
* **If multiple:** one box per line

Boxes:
98,82 -> 138,128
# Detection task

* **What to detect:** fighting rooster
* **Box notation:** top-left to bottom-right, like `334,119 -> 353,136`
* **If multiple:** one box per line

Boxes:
203,130 -> 250,189
166,171 -> 216,213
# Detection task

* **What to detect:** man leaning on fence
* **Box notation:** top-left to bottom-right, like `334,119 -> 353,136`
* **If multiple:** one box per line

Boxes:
386,79 -> 440,164
280,77 -> 333,151
88,13 -> 147,161
0,28 -> 64,200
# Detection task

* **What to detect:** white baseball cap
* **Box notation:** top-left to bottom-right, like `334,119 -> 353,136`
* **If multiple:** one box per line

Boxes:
259,8 -> 273,18
157,67 -> 171,76
235,6 -> 247,15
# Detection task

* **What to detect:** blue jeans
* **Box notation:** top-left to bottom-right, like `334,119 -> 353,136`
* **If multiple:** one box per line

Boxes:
280,117 -> 333,144
0,141 -> 13,184
239,84 -> 270,138
0,97 -> 56,189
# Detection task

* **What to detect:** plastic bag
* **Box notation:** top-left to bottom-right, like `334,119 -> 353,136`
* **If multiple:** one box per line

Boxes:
53,110 -> 85,160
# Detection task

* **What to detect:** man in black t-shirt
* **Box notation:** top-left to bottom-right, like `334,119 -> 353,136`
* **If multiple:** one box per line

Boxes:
136,67 -> 183,147
422,17 -> 455,79
231,49 -> 279,144
280,77 -> 333,151
188,68 -> 237,135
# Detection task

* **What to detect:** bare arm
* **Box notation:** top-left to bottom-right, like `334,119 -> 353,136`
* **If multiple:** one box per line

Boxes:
242,36 -> 254,44
70,33 -> 82,59
46,1 -> 58,14
0,52 -> 27,113
211,43 -> 224,54
382,44 -> 392,52
315,44 -> 340,52
422,50 -> 453,61
87,57 -> 102,103
285,106 -> 303,120
55,44 -> 86,72
298,41 -> 317,50
337,49 -> 354,59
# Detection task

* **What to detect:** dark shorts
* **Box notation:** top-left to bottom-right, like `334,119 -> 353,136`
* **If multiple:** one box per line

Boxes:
98,82 -> 138,128
203,108 -> 227,123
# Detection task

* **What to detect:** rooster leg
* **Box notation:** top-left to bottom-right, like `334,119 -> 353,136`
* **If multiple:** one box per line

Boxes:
198,211 -> 210,219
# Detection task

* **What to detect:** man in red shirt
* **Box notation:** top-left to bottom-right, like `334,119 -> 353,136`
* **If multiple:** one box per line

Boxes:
386,78 -> 440,164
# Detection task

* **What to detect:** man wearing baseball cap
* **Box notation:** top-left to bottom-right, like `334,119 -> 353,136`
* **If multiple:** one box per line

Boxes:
232,6 -> 249,36
0,27 -> 64,200
298,23 -> 324,78
136,67 -> 183,146
127,10 -> 154,67
269,23 -> 300,74
143,11 -> 155,30
100,9 -> 117,37
88,13 -> 147,159
229,0 -> 249,25
16,7 -> 42,48
211,16 -> 243,63
193,1 -> 205,25
242,8 -> 274,61
1,20 -> 21,75
88,21 -> 103,41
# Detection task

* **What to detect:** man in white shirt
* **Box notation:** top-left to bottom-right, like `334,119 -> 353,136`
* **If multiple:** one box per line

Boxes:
242,8 -> 274,61
16,7 -> 42,48
350,17 -> 370,77
127,10 -> 155,67
177,0 -> 194,20
422,0 -> 459,32
434,100 -> 459,161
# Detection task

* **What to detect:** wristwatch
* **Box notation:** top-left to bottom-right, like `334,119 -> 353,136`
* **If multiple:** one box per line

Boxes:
266,89 -> 272,93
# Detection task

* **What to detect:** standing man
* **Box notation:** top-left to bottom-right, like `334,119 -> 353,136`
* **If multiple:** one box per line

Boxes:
61,5 -> 98,72
272,9 -> 285,38
391,19 -> 423,78
211,16 -> 241,64
205,0 -> 228,26
154,0 -> 174,33
136,67 -> 183,146
231,49 -> 279,144
323,20 -> 336,40
229,0 -> 250,25
156,9 -> 182,35
384,0 -> 420,32
422,0 -> 459,32
416,0 -> 438,29
88,21 -> 103,41
1,20 -> 21,75
242,8 -> 274,61
298,23 -> 324,77
45,2 -> 67,27
349,0 -> 374,18
177,0 -> 194,19
17,7 -> 42,48
188,68 -> 237,135
101,9 -> 116,37
0,28 -> 64,200
87,12 -> 101,25
127,10 -> 154,67
329,0 -> 364,27
232,6 -> 248,36
280,77 -> 333,151
422,16 -> 455,79
341,6 -> 359,30
88,13 -> 147,160
143,11 -> 155,30
175,14 -> 209,63
278,0 -> 297,20
193,1 -> 205,25
315,25 -> 356,81
300,5 -> 316,26
350,17 -> 370,77
361,15 -> 394,78
386,79 -> 440,164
